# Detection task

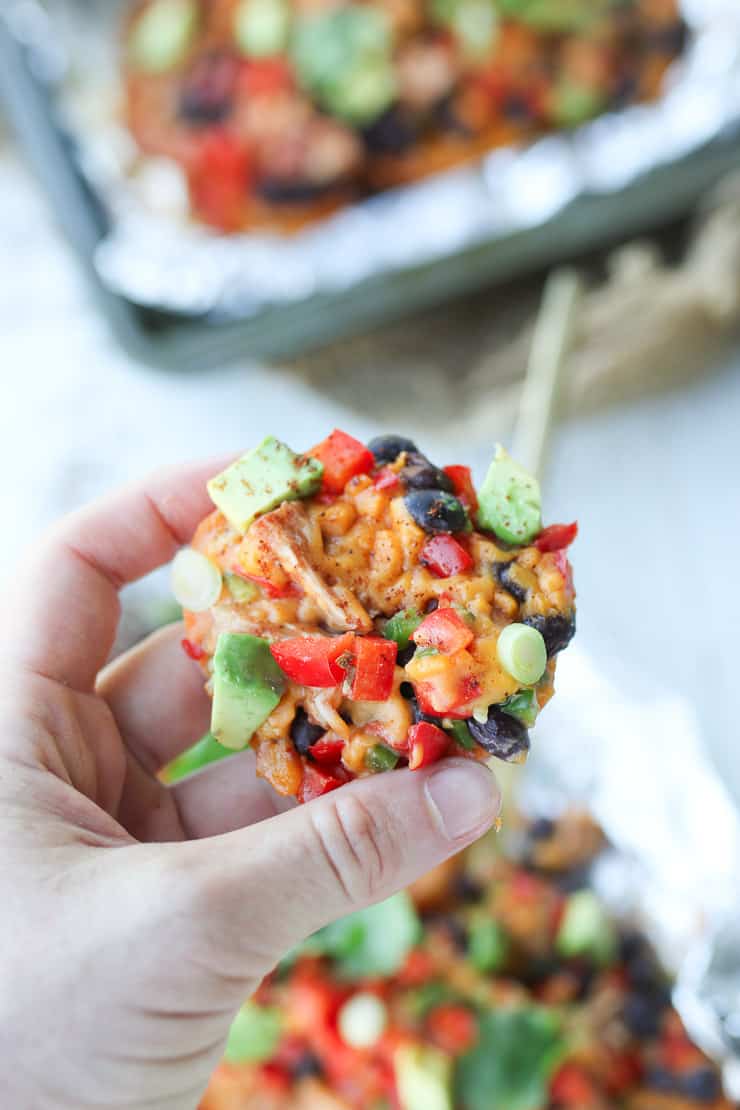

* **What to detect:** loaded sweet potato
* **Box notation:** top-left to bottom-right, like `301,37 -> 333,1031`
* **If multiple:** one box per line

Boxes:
169,431 -> 576,801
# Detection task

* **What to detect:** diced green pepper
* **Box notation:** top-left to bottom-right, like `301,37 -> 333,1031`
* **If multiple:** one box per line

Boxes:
445,719 -> 475,750
367,744 -> 400,773
499,689 -> 539,728
384,608 -> 423,650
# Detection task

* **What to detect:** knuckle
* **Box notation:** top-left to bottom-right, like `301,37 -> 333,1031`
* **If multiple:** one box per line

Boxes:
310,792 -> 401,904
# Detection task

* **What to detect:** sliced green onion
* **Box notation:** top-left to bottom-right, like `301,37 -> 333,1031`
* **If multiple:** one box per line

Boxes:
366,744 -> 399,773
159,732 -> 235,784
497,624 -> 547,686
128,0 -> 197,72
234,0 -> 290,57
338,992 -> 388,1048
171,548 -> 222,612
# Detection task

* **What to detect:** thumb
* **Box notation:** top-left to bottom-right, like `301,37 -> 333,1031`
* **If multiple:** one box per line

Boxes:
181,758 -> 500,975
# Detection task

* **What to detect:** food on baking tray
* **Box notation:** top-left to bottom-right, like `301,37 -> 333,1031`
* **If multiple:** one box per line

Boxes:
168,430 -> 576,801
123,0 -> 687,231
198,811 -> 730,1109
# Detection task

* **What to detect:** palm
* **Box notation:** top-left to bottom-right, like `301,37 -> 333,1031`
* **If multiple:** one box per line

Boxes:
6,457 -> 286,853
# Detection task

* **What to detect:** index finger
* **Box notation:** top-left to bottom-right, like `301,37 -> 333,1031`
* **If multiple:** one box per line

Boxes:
3,456 -> 232,691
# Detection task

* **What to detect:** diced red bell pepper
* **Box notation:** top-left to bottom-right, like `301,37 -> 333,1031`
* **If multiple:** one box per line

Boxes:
427,1005 -> 478,1055
603,1049 -> 643,1095
350,637 -> 398,702
420,535 -> 474,578
242,572 -> 300,599
397,948 -> 436,986
374,466 -> 401,492
550,1063 -> 599,1105
181,637 -> 205,661
298,763 -> 350,804
443,465 -> 478,512
553,550 -> 575,596
308,429 -> 375,496
408,722 -> 449,770
535,521 -> 578,553
188,131 -> 251,232
309,737 -> 345,765
271,633 -> 354,687
413,608 -> 474,654
256,1063 -> 291,1093
240,57 -> 293,96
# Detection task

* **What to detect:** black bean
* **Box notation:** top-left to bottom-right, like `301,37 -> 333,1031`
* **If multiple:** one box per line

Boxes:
367,434 -> 418,463
400,452 -> 455,494
397,644 -> 416,667
292,1051 -> 324,1080
619,929 -> 648,964
426,913 -> 468,953
404,489 -> 468,534
362,106 -> 418,154
681,1067 -> 721,1102
523,613 -> 576,658
400,680 -> 415,700
646,1066 -> 678,1093
622,992 -> 665,1038
647,22 -> 688,55
425,598 -> 440,613
552,866 -> 592,894
529,817 -> 556,841
257,178 -> 337,205
493,561 -> 527,604
468,706 -> 530,762
178,52 -> 237,125
435,95 -> 474,137
453,874 -> 484,904
503,94 -> 533,122
626,952 -> 665,994
290,708 -> 324,755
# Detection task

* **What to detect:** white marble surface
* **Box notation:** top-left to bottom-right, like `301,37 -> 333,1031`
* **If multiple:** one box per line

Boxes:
2,141 -> 740,806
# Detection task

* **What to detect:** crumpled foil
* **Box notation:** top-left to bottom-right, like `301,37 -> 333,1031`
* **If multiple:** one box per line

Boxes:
523,646 -> 740,1099
49,0 -> 740,319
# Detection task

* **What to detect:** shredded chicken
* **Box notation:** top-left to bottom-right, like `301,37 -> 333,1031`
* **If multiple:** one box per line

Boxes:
252,503 -> 373,633
303,687 -> 351,740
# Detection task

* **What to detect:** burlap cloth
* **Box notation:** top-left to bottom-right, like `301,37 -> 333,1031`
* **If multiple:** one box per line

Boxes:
284,171 -> 740,448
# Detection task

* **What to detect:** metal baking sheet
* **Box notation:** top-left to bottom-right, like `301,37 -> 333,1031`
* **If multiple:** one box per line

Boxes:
3,0 -> 740,366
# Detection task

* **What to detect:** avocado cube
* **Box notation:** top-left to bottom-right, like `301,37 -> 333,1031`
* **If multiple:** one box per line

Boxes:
476,444 -> 542,546
211,633 -> 286,750
555,891 -> 617,966
207,437 -> 324,534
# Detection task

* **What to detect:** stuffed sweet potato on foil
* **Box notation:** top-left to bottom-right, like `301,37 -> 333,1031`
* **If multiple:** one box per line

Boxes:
169,431 -> 576,801
197,812 -> 731,1109
122,0 -> 686,231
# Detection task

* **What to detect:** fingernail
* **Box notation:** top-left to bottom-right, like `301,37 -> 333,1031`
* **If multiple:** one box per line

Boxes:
424,759 -> 500,841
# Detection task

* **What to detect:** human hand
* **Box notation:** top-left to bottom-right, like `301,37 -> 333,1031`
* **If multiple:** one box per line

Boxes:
0,461 -> 500,1110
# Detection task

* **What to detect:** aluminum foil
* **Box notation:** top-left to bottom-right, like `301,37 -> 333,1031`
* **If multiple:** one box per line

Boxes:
523,645 -> 740,1099
42,0 -> 740,319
